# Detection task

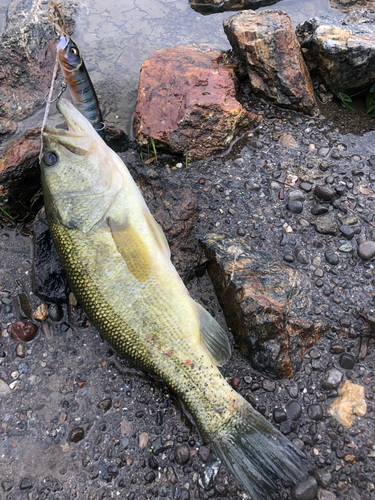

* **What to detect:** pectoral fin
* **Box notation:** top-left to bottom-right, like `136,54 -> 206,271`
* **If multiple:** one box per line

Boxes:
192,300 -> 231,367
108,217 -> 151,282
143,208 -> 170,259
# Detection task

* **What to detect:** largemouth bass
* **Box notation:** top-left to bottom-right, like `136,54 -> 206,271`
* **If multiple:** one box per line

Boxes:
40,98 -> 308,500
57,36 -> 104,138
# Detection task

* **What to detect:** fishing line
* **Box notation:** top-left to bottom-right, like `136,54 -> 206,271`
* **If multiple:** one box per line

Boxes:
40,49 -> 59,150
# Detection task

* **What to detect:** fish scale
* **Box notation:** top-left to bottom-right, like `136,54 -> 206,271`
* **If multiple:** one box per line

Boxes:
41,99 -> 309,500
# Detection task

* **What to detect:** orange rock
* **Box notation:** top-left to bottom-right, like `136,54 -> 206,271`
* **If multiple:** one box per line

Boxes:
329,380 -> 367,427
134,45 -> 260,159
223,10 -> 317,115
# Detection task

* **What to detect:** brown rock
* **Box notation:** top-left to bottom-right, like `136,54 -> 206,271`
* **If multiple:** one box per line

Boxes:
330,0 -> 375,12
11,321 -> 38,342
0,128 -> 42,216
32,303 -> 49,322
329,380 -> 367,427
201,234 -> 327,378
123,153 -> 199,281
121,419 -> 132,436
223,10 -> 317,115
134,45 -> 260,159
0,0 -> 76,128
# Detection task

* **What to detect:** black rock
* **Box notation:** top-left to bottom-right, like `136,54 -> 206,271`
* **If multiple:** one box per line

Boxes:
307,404 -> 323,421
300,182 -> 312,192
314,469 -> 332,488
279,421 -> 292,434
325,249 -> 339,265
295,247 -> 309,265
68,427 -> 85,443
291,476 -> 318,500
339,225 -> 355,240
144,471 -> 156,483
273,408 -> 287,423
48,303 -> 64,322
287,200 -> 304,214
148,455 -> 159,470
311,205 -> 328,216
314,185 -> 335,201
32,210 -> 70,303
284,254 -> 295,263
174,444 -> 190,464
19,478 -> 33,490
286,401 -> 302,421
340,352 -> 356,370
97,398 -> 112,412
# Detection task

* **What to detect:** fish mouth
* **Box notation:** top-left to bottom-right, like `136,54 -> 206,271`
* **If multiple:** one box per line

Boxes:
42,99 -> 95,155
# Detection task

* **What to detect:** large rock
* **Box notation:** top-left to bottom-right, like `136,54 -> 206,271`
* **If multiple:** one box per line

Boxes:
296,16 -> 375,94
0,0 -> 77,131
189,0 -> 281,15
0,127 -> 41,217
330,0 -> 375,11
201,234 -> 327,378
134,45 -> 260,160
223,10 -> 317,115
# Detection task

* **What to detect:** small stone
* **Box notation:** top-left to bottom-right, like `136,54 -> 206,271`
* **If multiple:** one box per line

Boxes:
331,344 -> 345,354
243,376 -> 252,384
11,321 -> 38,342
339,317 -> 351,328
167,466 -> 178,485
289,190 -> 305,202
139,432 -> 149,449
69,292 -> 78,306
311,205 -> 328,216
175,444 -> 190,464
341,215 -> 358,226
317,489 -> 337,500
339,243 -> 352,253
273,408 -> 287,423
286,401 -> 302,421
48,303 -> 63,322
120,419 -> 131,435
280,132 -> 298,149
2,480 -> 13,491
287,200 -> 303,213
308,404 -> 323,421
344,454 -> 355,463
13,293 -> 32,319
299,218 -> 310,227
97,398 -> 112,412
319,148 -> 330,157
323,368 -> 343,389
262,379 -> 276,392
231,377 -> 240,390
32,303 -> 48,322
68,427 -> 84,443
199,445 -> 210,463
16,343 -> 26,357
291,476 -> 318,500
41,322 -> 53,339
314,469 -> 332,488
339,225 -> 354,240
325,249 -> 339,265
198,457 -> 221,490
358,241 -> 375,260
312,213 -> 338,235
312,256 -> 321,267
287,386 -> 298,398
19,478 -> 33,490
314,269 -> 324,277
300,182 -> 312,192
0,379 -> 11,397
295,247 -> 309,264
314,185 -> 335,201
280,421 -> 292,434
270,181 -> 281,190
284,254 -> 295,263
144,471 -> 156,483
340,353 -> 356,370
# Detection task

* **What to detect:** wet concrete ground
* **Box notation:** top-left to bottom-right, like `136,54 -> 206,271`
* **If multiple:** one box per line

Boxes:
1,89 -> 375,499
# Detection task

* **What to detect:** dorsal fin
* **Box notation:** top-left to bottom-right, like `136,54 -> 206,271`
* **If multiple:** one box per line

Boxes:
192,299 -> 231,367
143,208 -> 170,259
108,217 -> 151,282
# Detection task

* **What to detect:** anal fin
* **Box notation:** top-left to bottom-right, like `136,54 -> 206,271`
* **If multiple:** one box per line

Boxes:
192,300 -> 231,367
108,217 -> 151,282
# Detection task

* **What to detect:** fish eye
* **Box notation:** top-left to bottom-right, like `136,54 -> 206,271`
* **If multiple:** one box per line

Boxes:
70,47 -> 78,55
43,152 -> 58,166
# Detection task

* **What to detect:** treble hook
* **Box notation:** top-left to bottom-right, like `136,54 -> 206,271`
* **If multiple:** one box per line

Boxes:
45,81 -> 67,104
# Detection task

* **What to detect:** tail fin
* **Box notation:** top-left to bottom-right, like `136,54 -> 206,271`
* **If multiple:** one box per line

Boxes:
210,397 -> 308,500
